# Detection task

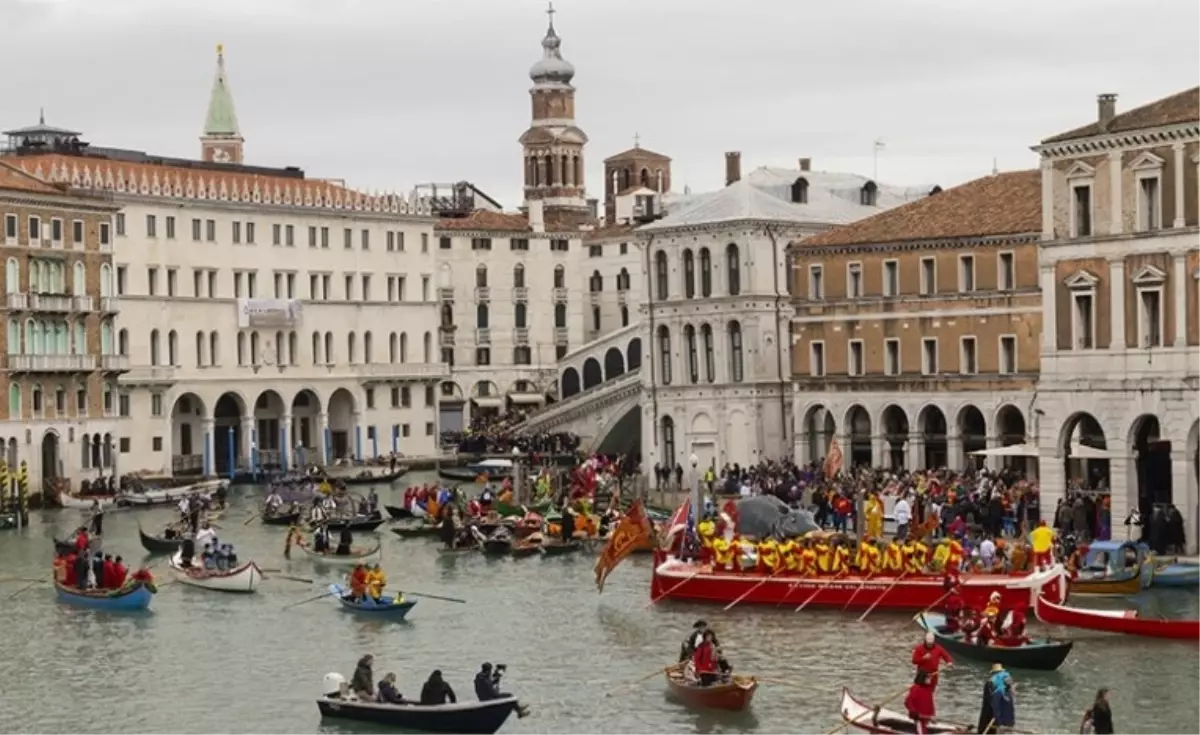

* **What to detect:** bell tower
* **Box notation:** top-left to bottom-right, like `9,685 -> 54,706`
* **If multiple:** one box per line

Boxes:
200,44 -> 244,164
518,4 -> 589,227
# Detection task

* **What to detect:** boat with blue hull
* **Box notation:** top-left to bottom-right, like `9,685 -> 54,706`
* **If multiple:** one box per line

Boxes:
328,583 -> 417,619
1151,561 -> 1199,588
54,580 -> 155,611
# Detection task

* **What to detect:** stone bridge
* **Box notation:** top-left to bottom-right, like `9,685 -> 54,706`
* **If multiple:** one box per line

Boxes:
557,322 -> 643,399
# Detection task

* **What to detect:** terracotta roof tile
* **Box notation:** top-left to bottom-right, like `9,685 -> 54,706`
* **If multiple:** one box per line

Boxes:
0,160 -> 66,195
434,210 -> 530,232
603,147 -> 672,163
798,170 -> 1041,248
1042,87 -> 1199,144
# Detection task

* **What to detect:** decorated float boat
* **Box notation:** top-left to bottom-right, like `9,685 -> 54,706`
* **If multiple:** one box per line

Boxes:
648,551 -> 1068,611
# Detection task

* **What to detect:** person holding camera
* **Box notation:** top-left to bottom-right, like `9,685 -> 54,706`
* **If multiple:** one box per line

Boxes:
474,663 -> 530,718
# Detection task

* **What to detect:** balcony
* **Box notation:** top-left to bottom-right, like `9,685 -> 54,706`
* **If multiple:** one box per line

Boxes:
553,287 -> 568,302
100,297 -> 120,313
617,290 -> 628,305
554,327 -> 569,344
353,363 -> 451,381
123,365 -> 179,384
514,327 -> 530,346
29,293 -> 73,312
6,293 -> 27,310
440,330 -> 455,347
476,327 -> 491,345
73,295 -> 94,311
437,287 -> 454,302
10,354 -> 97,372
99,241 -> 113,253
101,354 -> 131,372
512,287 -> 528,302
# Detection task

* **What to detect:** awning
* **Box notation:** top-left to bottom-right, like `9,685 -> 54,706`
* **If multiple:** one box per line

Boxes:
508,393 -> 546,405
1068,442 -> 1113,460
471,397 -> 504,408
970,443 -> 1040,458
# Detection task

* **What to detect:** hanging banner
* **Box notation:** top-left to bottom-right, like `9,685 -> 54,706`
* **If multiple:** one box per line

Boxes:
237,298 -> 302,329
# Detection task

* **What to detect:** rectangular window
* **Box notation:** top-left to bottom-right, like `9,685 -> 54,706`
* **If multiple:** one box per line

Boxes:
425,422 -> 434,436
344,274 -> 354,301
885,338 -> 900,376
421,233 -> 428,253
285,224 -> 294,246
424,385 -> 435,406
246,222 -> 255,244
207,271 -> 217,298
309,274 -> 319,299
195,271 -> 204,297
165,216 -> 176,239
232,221 -> 241,244
1072,293 -> 1094,349
114,213 -> 124,236
4,214 -> 16,241
997,252 -> 1015,291
146,215 -> 157,238
1138,288 -> 1163,347
400,386 -> 411,408
320,227 -> 329,249
387,231 -> 395,252
361,229 -> 370,250
51,218 -> 63,242
273,273 -> 283,298
166,269 -> 177,296
247,272 -> 257,298
308,226 -> 317,248
475,348 -> 490,366
999,335 -> 1016,374
72,219 -> 84,245
960,336 -> 978,374
848,339 -> 864,376
1138,176 -> 1161,231
958,254 -> 975,292
152,437 -> 163,452
205,219 -> 216,242
116,266 -> 126,294
273,223 -> 282,245
390,387 -> 400,408
322,275 -> 331,300
192,218 -> 202,241
919,257 -> 936,295
29,215 -> 41,241
361,275 -> 371,301
1072,184 -> 1092,237
550,238 -> 569,252
510,238 -> 529,251
151,393 -> 164,417
421,276 -> 430,301
921,338 -> 938,375
847,262 -> 863,298
119,392 -> 131,417
439,236 -> 452,250
809,341 -> 825,377
471,237 -> 493,251
365,389 -> 375,410
234,272 -> 244,298
100,222 -> 111,246
809,265 -> 824,300
147,267 -> 159,296
883,260 -> 899,296
286,273 -> 295,298
589,244 -> 602,257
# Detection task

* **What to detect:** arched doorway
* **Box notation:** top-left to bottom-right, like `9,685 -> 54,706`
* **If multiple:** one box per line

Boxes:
560,368 -> 581,399
845,405 -> 872,468
1129,415 -> 1171,539
801,404 -> 835,466
253,390 -> 286,470
471,380 -> 502,423
40,431 -> 60,486
957,405 -> 987,466
919,405 -> 947,469
604,347 -> 625,380
582,357 -> 603,390
1060,412 -> 1109,494
290,389 -> 321,469
213,392 -> 245,477
171,392 -> 207,476
995,405 -> 1026,446
327,388 -> 357,461
881,405 -> 909,469
627,338 -> 642,371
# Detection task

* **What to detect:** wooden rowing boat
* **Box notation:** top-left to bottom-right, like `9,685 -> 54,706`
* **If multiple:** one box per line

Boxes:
540,540 -> 581,557
317,692 -> 517,734
293,541 -> 381,567
915,613 -> 1073,671
391,523 -> 440,539
1071,571 -> 1145,595
664,664 -> 757,711
328,583 -> 417,618
1034,595 -> 1200,640
54,580 -> 155,611
383,504 -> 413,520
168,552 -> 263,593
838,687 -> 971,734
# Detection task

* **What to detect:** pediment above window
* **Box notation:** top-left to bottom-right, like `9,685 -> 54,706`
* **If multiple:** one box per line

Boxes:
1129,151 -> 1165,171
1065,161 -> 1095,179
1063,269 -> 1099,290
1131,264 -> 1166,285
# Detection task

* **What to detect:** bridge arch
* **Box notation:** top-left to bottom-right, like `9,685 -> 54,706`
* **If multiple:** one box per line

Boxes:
582,357 -> 603,390
604,347 -> 625,380
627,337 -> 642,370
560,367 -> 581,399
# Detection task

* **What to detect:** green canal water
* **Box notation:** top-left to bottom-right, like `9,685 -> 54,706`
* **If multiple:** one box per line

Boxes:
0,473 -> 1196,734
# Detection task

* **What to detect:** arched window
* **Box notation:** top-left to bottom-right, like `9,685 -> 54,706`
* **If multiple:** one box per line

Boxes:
476,304 -> 489,329
389,332 -> 397,363
324,331 -> 334,363
401,333 -> 409,362
249,331 -> 259,364
660,416 -> 676,468
363,331 -> 373,363
7,319 -> 19,355
195,331 -> 205,366
617,268 -> 630,291
725,244 -> 741,296
211,332 -> 220,366
683,249 -> 695,299
275,330 -> 284,366
149,329 -> 160,366
81,433 -> 90,469
512,264 -> 525,288
728,320 -> 744,382
440,302 -> 453,328
8,384 -> 20,418
620,306 -> 629,327
99,263 -> 112,297
347,332 -> 357,363
860,181 -> 878,206
514,303 -> 527,328
684,325 -> 698,383
701,324 -> 715,382
5,258 -> 19,294
73,261 -> 85,296
422,331 -> 431,362
311,331 -> 321,365
72,322 -> 84,356
654,250 -> 669,300
165,330 -> 177,364
238,332 -> 246,365
791,177 -> 809,204
31,383 -> 42,416
640,168 -> 650,187
554,303 -> 566,328
475,264 -> 488,288
589,271 -> 603,292
657,325 -> 672,385
699,248 -> 712,297
100,321 -> 113,355
553,265 -> 565,289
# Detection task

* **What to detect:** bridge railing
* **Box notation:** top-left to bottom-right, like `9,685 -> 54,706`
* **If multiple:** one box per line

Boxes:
516,368 -> 641,433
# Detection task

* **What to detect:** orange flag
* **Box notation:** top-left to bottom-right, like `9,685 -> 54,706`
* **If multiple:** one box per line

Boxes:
823,437 -> 844,480
594,499 -> 653,593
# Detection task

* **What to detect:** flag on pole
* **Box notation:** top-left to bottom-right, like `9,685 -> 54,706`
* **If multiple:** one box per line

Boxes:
823,437 -> 844,480
594,499 -> 654,593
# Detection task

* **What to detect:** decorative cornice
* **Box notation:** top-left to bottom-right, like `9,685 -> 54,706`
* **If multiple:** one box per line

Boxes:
788,232 -> 1040,258
1033,122 -> 1199,159
0,190 -> 119,214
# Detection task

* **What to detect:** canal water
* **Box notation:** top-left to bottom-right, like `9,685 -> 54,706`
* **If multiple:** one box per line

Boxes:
0,472 -> 1195,734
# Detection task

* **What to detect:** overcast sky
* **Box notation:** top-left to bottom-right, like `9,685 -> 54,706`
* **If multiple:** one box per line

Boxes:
4,0 -> 1197,207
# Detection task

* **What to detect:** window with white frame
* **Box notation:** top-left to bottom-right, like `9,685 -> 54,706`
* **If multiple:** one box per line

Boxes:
921,338 -> 938,375
999,335 -> 1016,374
958,254 -> 975,292
1132,152 -> 1165,232
919,257 -> 936,295
959,336 -> 978,374
809,264 -> 824,300
810,341 -> 825,377
884,338 -> 900,375
848,339 -> 864,376
1066,162 -> 1095,238
847,262 -> 863,298
1065,270 -> 1098,349
1133,264 -> 1166,347
997,252 -> 1015,291
883,260 -> 899,296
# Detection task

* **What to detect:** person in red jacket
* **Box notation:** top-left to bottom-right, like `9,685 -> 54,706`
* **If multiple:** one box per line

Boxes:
943,580 -> 965,632
63,553 -> 78,587
102,555 -> 116,589
904,671 -> 937,734
110,556 -> 128,588
73,527 -> 90,555
691,630 -> 719,686
912,632 -> 953,689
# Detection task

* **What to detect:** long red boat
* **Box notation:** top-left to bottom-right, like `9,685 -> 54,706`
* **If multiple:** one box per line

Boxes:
1034,594 -> 1200,640
649,551 -> 1068,611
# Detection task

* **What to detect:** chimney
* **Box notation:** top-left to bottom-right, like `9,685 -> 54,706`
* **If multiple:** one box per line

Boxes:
1097,93 -> 1118,132
798,157 -> 811,172
528,199 -> 545,234
725,151 -> 741,187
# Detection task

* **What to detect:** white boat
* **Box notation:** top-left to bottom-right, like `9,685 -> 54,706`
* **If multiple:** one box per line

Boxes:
120,479 -> 226,507
292,540 -> 381,567
58,492 -> 118,510
168,551 -> 263,593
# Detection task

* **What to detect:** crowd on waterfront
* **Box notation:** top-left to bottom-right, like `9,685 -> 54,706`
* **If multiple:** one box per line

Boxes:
442,413 -> 582,457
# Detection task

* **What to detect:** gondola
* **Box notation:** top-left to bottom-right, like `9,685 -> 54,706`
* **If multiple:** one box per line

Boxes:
511,538 -> 542,558
328,583 -> 417,619
1034,594 -> 1200,640
54,580 -> 155,611
391,523 -> 441,539
481,537 -> 513,556
539,540 -> 581,557
837,688 -> 971,734
384,504 -> 413,520
664,663 -> 757,711
319,512 -> 385,533
54,537 -> 78,556
138,523 -> 186,555
322,468 -> 408,487
915,613 -> 1073,671
317,688 -> 518,735
291,541 -> 382,567
262,510 -> 301,526
437,466 -> 492,483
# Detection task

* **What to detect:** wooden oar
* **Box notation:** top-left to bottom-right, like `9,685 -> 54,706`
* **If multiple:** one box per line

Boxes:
795,570 -> 848,613
825,684 -> 910,734
281,591 -> 333,610
646,568 -> 703,608
0,576 -> 46,584
916,588 -> 954,618
7,580 -> 44,599
404,590 -> 467,604
243,513 -> 259,526
857,571 -> 908,623
271,574 -> 315,585
840,571 -> 874,612
724,567 -> 785,611
603,665 -> 672,697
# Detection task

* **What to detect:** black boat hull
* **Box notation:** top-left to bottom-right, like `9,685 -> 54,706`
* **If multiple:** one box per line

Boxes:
384,504 -> 413,520
437,466 -> 508,483
262,511 -> 300,526
138,526 -> 185,555
482,539 -> 512,556
917,614 -> 1073,671
323,468 -> 408,487
317,512 -> 385,532
316,696 -> 517,734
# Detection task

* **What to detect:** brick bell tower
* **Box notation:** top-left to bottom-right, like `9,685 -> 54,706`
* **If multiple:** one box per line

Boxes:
518,3 -> 590,227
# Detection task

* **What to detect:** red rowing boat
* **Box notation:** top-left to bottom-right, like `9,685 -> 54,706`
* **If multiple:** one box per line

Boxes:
1034,595 -> 1200,640
664,664 -> 757,711
649,551 -> 1068,611
838,688 -> 971,734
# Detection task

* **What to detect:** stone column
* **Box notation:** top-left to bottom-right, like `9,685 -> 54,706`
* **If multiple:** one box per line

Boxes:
1171,457 -> 1197,554
318,412 -> 330,466
1108,257 -> 1125,350
1172,143 -> 1186,228
871,434 -> 885,468
1040,263 -> 1057,353
1040,157 -> 1054,240
1107,150 -> 1122,236
906,432 -> 923,470
240,416 -> 255,475
984,434 -> 1001,472
947,430 -> 963,471
351,411 -> 362,460
1108,454 -> 1131,542
1173,253 -> 1188,347
1038,449 -> 1067,526
202,418 -> 215,477
280,412 -> 292,471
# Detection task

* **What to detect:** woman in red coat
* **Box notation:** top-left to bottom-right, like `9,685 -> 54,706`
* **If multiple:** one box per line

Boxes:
904,671 -> 937,734
691,630 -> 719,686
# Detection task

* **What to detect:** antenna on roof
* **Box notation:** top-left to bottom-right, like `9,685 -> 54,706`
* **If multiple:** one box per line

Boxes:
991,157 -> 999,176
872,139 -> 885,180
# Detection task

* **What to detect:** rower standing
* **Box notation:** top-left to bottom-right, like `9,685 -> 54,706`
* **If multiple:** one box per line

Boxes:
559,501 -> 576,544
336,526 -> 354,556
977,663 -> 1016,734
912,632 -> 953,690
904,671 -> 936,735
89,500 -> 105,536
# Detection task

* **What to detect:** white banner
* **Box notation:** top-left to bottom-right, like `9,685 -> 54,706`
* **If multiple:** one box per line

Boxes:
237,298 -> 302,329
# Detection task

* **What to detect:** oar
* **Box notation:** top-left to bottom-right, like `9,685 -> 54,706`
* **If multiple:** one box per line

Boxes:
243,513 -> 259,526
795,569 -> 848,613
603,665 -> 673,697
0,576 -> 46,584
915,588 -> 954,618
270,574 -> 315,584
646,568 -> 703,608
724,567 -> 785,611
839,571 -> 874,612
825,684 -> 910,734
857,571 -> 908,623
281,591 -> 333,610
7,580 -> 44,599
404,590 -> 467,604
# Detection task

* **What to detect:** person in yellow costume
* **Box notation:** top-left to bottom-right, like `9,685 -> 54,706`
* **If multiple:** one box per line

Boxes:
712,535 -> 735,571
883,538 -> 905,574
814,539 -> 833,574
908,539 -> 930,574
901,538 -> 918,572
799,539 -> 819,577
830,539 -> 851,574
855,539 -> 880,574
498,488 -> 513,504
365,563 -> 387,602
865,493 -> 884,541
931,540 -> 951,571
757,538 -> 781,574
779,537 -> 800,574
319,480 -> 332,495
736,536 -> 757,571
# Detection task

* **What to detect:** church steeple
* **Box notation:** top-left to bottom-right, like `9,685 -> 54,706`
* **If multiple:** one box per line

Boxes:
518,3 -> 589,227
200,44 -> 244,164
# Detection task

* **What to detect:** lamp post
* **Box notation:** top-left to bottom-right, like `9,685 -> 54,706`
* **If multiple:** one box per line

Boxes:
689,452 -> 699,520
511,446 -> 523,504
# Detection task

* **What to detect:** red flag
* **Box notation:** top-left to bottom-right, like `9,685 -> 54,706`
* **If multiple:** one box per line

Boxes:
594,499 -> 654,593
823,437 -> 844,480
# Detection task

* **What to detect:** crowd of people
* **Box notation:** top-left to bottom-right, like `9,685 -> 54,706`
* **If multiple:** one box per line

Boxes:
53,527 -> 153,592
441,413 -> 582,458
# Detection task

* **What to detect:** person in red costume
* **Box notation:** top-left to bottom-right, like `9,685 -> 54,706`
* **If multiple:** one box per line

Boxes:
73,527 -> 90,555
101,555 -> 116,589
997,609 -> 1031,646
722,499 -> 739,529
904,671 -> 937,734
63,553 -> 78,587
691,629 -> 719,686
130,567 -> 155,586
912,631 -> 953,689
110,556 -> 128,588
943,580 -> 965,632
